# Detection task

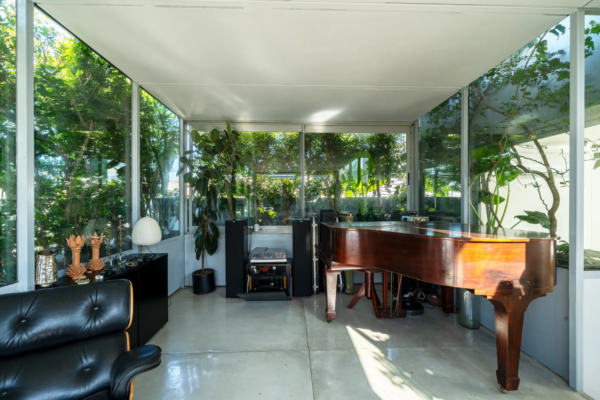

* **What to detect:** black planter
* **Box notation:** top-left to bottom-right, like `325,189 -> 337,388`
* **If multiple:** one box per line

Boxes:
192,268 -> 216,295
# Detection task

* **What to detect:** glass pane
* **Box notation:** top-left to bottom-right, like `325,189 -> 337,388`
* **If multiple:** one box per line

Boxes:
34,9 -> 132,271
140,90 -> 180,239
585,15 -> 600,270
419,94 -> 462,222
0,0 -> 17,286
468,18 -> 570,265
305,133 -> 407,221
190,130 -> 300,226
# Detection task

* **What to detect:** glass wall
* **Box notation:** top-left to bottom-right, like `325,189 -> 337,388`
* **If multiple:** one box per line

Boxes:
585,14 -> 600,270
305,132 -> 407,220
140,89 -> 180,238
34,9 -> 132,270
0,0 -> 16,286
190,129 -> 300,226
238,131 -> 300,226
468,18 -> 571,265
419,94 -> 462,222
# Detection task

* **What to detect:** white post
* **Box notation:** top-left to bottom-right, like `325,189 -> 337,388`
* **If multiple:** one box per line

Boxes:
461,87 -> 469,224
569,8 -> 585,392
16,0 -> 34,292
131,82 -> 140,253
406,125 -> 414,211
412,120 -> 420,213
179,118 -> 186,288
299,125 -> 305,218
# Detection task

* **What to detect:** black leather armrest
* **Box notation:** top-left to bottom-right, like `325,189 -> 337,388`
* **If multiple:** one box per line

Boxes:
110,345 -> 162,399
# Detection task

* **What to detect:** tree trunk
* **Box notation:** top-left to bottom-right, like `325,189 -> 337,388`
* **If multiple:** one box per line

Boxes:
201,208 -> 209,274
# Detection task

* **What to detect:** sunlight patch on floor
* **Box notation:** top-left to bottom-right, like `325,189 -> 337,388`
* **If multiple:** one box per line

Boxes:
346,326 -> 443,400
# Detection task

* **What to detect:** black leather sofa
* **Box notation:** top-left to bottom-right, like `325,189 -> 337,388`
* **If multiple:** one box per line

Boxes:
0,280 -> 162,399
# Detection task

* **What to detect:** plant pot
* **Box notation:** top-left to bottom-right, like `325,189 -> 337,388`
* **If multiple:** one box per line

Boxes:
192,268 -> 216,295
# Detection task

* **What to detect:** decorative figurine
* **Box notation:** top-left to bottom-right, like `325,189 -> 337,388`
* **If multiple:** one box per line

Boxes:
66,235 -> 87,280
87,233 -> 105,271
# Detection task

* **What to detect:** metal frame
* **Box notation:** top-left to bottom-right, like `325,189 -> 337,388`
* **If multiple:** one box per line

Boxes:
461,87 -> 469,224
16,0 -> 34,292
569,8 -> 585,393
131,82 -> 140,253
409,120 -> 420,212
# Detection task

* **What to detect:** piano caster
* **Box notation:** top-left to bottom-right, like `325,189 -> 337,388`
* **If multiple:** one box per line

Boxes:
500,387 -> 509,394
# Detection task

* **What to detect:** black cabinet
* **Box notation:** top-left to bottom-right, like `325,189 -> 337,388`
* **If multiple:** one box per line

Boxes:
38,253 -> 169,349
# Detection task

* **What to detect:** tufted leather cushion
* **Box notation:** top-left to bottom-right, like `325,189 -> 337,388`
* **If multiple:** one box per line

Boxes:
0,280 -> 132,358
0,332 -> 128,400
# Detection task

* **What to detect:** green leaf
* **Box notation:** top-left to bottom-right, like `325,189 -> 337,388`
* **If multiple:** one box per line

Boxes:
209,129 -> 220,143
209,221 -> 219,240
179,156 -> 188,165
195,177 -> 208,196
191,130 -> 202,144
226,121 -> 232,135
515,211 -> 551,230
497,166 -> 521,186
176,165 -> 186,176
594,160 -> 600,170
471,146 -> 488,160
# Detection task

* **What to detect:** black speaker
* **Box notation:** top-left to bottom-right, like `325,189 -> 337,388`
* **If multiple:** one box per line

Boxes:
225,219 -> 249,298
292,218 -> 312,297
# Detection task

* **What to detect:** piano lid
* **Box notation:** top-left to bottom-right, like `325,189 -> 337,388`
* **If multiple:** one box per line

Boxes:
322,221 -> 556,242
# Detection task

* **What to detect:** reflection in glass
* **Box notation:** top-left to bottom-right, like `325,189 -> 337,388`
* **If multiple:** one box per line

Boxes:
140,90 -> 180,238
34,9 -> 132,271
467,18 -> 582,268
305,133 -> 407,221
0,0 -> 16,286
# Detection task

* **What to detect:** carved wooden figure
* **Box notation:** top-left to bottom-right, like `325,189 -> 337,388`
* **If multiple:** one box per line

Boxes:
66,235 -> 86,280
87,233 -> 105,271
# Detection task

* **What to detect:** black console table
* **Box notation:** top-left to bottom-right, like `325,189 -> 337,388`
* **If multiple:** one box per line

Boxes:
37,253 -> 169,348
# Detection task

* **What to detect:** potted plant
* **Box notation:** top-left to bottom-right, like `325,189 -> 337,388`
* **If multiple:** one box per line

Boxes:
178,122 -> 241,294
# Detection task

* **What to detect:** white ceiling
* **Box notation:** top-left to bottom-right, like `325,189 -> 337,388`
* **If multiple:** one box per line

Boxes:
38,0 -> 593,123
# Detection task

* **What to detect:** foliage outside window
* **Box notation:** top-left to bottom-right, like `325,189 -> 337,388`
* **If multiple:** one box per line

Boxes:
305,133 -> 407,220
34,9 -> 132,270
0,0 -> 16,286
140,90 -> 179,239
468,17 -> 600,269
585,15 -> 600,270
190,131 -> 300,226
418,95 -> 462,221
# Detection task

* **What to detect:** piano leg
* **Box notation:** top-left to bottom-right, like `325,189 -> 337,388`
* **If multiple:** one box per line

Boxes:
441,286 -> 455,315
325,270 -> 341,322
488,294 -> 545,392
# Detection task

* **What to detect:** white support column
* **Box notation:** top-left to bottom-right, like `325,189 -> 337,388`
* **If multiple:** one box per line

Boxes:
16,0 -> 34,292
179,118 -> 186,289
131,82 -> 140,253
461,87 -> 469,224
569,8 -> 585,392
299,125 -> 306,218
411,120 -> 420,213
406,125 -> 414,211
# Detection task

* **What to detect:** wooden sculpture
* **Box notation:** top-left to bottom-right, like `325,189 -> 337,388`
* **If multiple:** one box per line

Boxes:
87,233 -> 105,271
66,235 -> 86,280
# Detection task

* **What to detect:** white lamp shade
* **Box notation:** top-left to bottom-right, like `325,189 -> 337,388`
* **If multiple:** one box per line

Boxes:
132,217 -> 162,246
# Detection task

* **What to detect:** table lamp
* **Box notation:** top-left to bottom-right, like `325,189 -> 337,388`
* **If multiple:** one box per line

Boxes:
132,217 -> 162,252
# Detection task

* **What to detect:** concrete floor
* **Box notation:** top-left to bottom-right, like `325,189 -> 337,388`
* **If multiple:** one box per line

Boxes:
136,287 -> 582,400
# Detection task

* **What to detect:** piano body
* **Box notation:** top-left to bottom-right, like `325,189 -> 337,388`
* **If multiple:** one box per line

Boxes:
318,221 -> 557,393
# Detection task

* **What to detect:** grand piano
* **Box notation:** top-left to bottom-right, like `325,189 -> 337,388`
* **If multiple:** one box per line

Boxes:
318,221 -> 557,393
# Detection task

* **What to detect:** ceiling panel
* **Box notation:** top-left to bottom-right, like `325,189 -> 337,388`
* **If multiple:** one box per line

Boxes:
38,1 -> 575,121
142,84 -> 458,122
